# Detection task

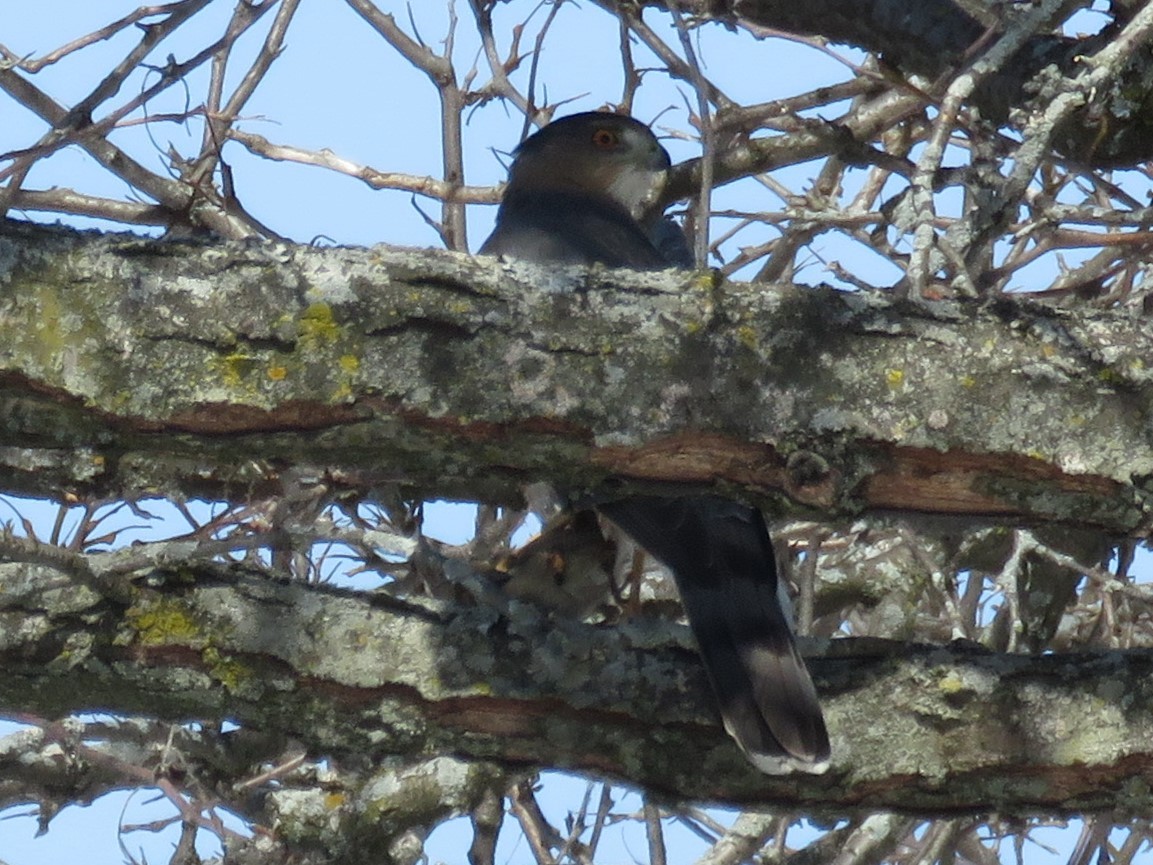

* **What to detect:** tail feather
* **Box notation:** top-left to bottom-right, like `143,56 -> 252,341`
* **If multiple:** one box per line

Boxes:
597,495 -> 830,773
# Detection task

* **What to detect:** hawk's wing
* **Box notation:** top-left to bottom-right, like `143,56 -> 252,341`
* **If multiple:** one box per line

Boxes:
480,192 -> 669,270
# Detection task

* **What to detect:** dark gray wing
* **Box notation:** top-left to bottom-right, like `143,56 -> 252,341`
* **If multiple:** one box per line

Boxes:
647,215 -> 695,269
480,192 -> 669,270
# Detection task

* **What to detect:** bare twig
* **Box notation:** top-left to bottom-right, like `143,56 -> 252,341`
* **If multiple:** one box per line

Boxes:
643,797 -> 667,865
904,0 -> 1075,297
669,2 -> 712,265
227,128 -> 499,203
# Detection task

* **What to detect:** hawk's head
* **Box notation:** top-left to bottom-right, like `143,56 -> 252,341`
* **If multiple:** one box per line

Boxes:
506,112 -> 670,221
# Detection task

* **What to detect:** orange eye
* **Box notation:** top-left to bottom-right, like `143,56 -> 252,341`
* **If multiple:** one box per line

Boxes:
591,128 -> 619,149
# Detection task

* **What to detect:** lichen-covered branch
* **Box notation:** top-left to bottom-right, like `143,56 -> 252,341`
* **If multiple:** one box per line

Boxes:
2,556 -> 1153,814
0,219 -> 1150,535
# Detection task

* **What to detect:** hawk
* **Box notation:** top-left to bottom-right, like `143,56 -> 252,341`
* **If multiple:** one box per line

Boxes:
480,111 -> 830,774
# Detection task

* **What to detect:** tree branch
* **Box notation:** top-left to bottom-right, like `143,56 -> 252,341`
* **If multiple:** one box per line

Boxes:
617,0 -> 1153,166
0,219 -> 1148,534
3,556 -> 1153,814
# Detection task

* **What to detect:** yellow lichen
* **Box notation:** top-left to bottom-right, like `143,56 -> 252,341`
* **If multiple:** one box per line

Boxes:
692,271 -> 719,291
202,645 -> 251,693
937,673 -> 965,694
267,363 -> 288,381
125,598 -> 203,646
220,349 -> 259,388
737,325 -> 758,350
886,368 -> 905,388
298,302 -> 342,346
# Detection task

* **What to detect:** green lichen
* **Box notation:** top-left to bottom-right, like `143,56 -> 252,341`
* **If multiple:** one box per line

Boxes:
298,302 -> 342,347
33,284 -> 68,361
1117,775 -> 1153,810
1096,367 -> 1123,385
125,597 -> 205,646
937,673 -> 966,695
49,632 -> 95,671
202,645 -> 252,693
220,349 -> 261,389
6,278 -> 101,381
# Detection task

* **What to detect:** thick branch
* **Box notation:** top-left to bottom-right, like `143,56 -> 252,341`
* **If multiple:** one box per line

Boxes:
3,558 -> 1152,814
0,219 -> 1151,534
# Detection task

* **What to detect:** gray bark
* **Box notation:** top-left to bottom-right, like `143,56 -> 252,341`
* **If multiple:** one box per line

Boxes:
4,557 -> 1153,817
0,220 -> 1150,531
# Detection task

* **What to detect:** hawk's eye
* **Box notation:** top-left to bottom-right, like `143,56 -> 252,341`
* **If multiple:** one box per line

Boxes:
591,128 -> 620,149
